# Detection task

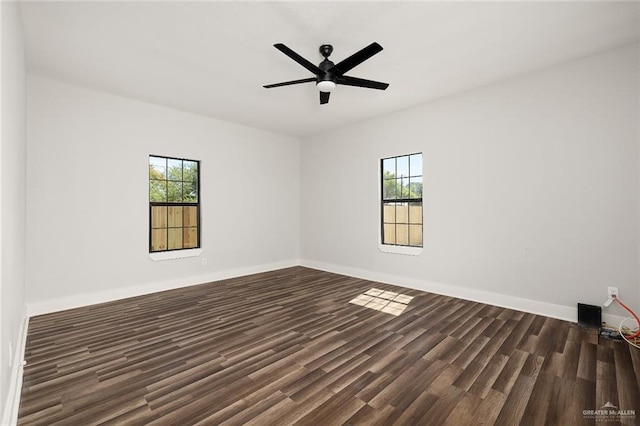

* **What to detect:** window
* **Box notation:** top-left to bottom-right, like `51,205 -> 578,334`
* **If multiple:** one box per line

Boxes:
381,153 -> 423,248
149,155 -> 200,252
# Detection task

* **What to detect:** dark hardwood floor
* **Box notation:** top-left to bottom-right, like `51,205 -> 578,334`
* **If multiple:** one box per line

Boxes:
18,267 -> 640,425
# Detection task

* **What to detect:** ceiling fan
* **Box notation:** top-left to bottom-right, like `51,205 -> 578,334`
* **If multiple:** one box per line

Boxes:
264,42 -> 389,105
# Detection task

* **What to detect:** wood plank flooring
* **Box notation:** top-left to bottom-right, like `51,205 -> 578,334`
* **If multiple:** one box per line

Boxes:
18,267 -> 640,425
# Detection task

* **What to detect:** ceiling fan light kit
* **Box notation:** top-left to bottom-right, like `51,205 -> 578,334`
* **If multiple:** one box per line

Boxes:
264,42 -> 389,104
317,81 -> 336,92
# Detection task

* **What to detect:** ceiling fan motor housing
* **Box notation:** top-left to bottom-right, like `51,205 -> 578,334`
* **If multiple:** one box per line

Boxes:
318,59 -> 336,83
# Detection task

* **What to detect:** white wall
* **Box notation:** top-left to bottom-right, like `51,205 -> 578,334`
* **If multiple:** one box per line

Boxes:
26,76 -> 300,309
301,43 -> 639,320
1,0 -> 27,421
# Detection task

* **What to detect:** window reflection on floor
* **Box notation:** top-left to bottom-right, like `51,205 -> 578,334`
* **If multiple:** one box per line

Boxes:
349,288 -> 414,316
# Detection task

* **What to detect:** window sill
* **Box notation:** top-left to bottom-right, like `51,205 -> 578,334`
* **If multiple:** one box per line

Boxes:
378,244 -> 423,256
149,248 -> 203,261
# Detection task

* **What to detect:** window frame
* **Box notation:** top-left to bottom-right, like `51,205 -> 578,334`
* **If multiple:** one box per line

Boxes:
148,155 -> 201,255
379,153 -> 423,256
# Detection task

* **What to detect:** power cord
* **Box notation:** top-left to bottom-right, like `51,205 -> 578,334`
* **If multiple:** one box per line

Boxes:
606,295 -> 640,349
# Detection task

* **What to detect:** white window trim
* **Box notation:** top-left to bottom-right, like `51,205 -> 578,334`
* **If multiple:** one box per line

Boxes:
377,154 -> 423,256
149,248 -> 203,261
378,241 -> 423,256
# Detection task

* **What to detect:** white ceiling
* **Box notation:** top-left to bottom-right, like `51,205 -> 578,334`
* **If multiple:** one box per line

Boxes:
20,1 -> 640,138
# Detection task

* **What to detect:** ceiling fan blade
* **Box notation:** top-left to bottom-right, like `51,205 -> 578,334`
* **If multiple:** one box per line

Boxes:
274,43 -> 323,75
330,42 -> 383,75
337,75 -> 389,90
320,91 -> 330,104
263,77 -> 316,89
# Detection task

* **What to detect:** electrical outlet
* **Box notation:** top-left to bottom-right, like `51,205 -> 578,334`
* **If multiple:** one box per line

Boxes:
607,287 -> 619,298
201,257 -> 208,268
8,342 -> 13,367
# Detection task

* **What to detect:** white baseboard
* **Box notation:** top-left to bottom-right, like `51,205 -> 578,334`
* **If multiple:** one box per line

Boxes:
26,256 -> 630,326
26,259 -> 299,317
299,259 -> 629,326
1,312 -> 29,426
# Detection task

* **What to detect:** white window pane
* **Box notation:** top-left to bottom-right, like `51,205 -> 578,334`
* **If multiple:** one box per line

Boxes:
383,158 -> 395,177
396,155 -> 409,177
149,156 -> 167,179
409,176 -> 422,199
410,154 -> 422,176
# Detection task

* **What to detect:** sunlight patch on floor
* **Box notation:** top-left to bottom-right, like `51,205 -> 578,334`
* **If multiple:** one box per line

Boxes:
349,288 -> 414,316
